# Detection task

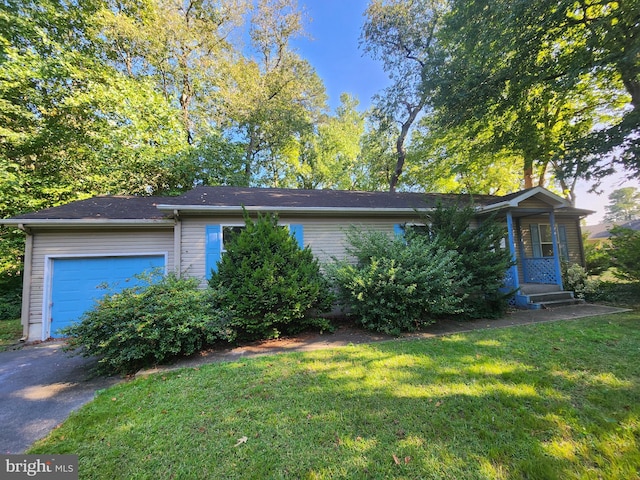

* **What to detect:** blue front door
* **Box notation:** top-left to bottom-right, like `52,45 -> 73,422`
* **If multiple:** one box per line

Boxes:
49,255 -> 165,338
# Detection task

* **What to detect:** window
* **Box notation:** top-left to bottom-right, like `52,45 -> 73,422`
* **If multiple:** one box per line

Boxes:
205,223 -> 305,279
530,224 -> 569,259
222,225 -> 245,252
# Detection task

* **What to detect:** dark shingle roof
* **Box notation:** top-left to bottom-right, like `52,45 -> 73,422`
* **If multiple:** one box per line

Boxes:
164,186 -> 497,210
4,186 -> 551,222
9,196 -> 172,220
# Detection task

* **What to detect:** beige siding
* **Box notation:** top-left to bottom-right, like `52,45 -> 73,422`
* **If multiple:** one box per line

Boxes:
25,228 -> 173,340
179,214 -> 422,285
519,197 -> 554,209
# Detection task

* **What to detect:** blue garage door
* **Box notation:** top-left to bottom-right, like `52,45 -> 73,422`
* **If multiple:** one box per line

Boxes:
49,255 -> 165,338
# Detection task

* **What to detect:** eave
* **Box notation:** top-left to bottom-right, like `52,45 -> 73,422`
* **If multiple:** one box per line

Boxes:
155,204 -> 431,217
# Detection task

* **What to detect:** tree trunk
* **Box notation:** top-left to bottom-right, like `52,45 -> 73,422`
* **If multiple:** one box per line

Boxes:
389,100 -> 424,192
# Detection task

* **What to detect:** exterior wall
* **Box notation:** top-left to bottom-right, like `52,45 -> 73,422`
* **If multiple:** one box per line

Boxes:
178,214 -> 424,285
24,228 -> 174,340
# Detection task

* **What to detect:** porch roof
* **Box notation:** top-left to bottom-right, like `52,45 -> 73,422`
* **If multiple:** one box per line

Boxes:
477,186 -> 594,218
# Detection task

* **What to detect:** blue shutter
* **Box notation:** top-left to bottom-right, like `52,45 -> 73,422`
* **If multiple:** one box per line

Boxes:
289,224 -> 304,248
205,225 -> 222,278
394,224 -> 405,238
530,224 -> 542,257
558,225 -> 569,260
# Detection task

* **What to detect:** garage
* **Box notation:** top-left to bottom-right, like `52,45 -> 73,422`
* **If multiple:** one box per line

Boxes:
47,255 -> 166,338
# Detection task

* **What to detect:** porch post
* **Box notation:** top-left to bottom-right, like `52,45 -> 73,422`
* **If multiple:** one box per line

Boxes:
505,211 -> 520,291
549,210 -> 564,289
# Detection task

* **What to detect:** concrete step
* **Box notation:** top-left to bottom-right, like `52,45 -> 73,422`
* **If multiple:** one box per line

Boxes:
531,297 -> 586,309
527,291 -> 575,304
519,284 -> 562,295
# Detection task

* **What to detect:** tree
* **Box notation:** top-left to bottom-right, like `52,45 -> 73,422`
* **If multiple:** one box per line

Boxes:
97,0 -> 247,145
361,0 -> 448,192
608,226 -> 640,282
432,0 -> 638,189
406,116 -> 522,194
221,0 -> 327,187
604,187 -> 640,224
294,94 -> 365,189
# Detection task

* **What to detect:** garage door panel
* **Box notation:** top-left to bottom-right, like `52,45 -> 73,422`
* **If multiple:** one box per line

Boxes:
49,255 -> 165,338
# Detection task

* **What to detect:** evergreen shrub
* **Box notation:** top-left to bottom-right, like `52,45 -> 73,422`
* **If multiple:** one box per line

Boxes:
608,226 -> 640,282
414,204 -> 515,319
209,211 -> 334,341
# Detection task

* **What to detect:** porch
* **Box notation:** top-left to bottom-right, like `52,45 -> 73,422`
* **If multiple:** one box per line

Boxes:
482,187 -> 593,310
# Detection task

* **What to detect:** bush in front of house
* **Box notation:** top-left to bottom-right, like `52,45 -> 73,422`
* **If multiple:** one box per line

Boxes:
209,211 -> 334,342
561,262 -> 599,299
413,203 -> 515,319
62,272 -> 231,375
326,228 -> 468,335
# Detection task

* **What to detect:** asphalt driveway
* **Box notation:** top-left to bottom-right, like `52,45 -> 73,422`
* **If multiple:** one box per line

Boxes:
0,341 -> 119,453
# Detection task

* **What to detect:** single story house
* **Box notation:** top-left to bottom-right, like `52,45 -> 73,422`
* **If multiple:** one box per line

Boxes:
2,185 -> 592,341
584,219 -> 640,242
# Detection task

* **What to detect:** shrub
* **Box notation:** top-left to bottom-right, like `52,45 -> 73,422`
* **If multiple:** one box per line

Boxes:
413,203 -> 515,318
62,272 -> 228,375
209,211 -> 334,342
608,226 -> 640,282
583,236 -> 611,276
326,228 -> 468,335
561,262 -> 599,299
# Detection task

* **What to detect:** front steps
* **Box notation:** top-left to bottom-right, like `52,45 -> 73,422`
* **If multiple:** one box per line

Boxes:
514,284 -> 585,309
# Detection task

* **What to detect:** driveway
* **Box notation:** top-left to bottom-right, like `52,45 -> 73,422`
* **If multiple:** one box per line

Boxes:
0,341 -> 119,453
0,303 -> 629,454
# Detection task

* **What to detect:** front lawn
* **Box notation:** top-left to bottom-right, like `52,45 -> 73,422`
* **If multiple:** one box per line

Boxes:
30,313 -> 640,479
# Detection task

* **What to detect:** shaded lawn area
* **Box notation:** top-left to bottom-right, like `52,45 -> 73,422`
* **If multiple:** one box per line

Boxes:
30,313 -> 640,479
0,318 -> 21,352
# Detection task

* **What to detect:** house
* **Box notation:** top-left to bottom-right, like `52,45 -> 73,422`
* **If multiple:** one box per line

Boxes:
2,185 -> 592,342
584,219 -> 640,242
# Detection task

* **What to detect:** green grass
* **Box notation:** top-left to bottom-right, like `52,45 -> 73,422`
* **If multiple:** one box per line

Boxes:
29,313 -> 640,479
0,318 -> 22,351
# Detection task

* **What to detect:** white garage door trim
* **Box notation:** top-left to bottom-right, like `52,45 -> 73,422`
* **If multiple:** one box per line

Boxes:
42,252 -> 168,341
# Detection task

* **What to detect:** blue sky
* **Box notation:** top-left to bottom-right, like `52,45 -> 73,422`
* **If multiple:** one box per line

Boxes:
294,0 -> 388,112
293,0 -> 638,222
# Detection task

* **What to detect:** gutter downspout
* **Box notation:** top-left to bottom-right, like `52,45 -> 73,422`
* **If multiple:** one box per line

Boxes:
18,224 -> 32,340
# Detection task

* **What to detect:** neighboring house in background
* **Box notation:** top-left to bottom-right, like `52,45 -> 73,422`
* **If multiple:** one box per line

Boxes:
584,219 -> 640,242
2,186 -> 592,342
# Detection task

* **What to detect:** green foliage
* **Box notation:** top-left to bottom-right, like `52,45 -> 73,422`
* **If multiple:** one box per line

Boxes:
608,226 -> 640,282
561,262 -> 599,299
417,203 -> 515,318
326,228 -> 467,335
210,211 -> 334,341
62,273 -> 228,375
583,238 -> 611,276
585,281 -> 640,308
